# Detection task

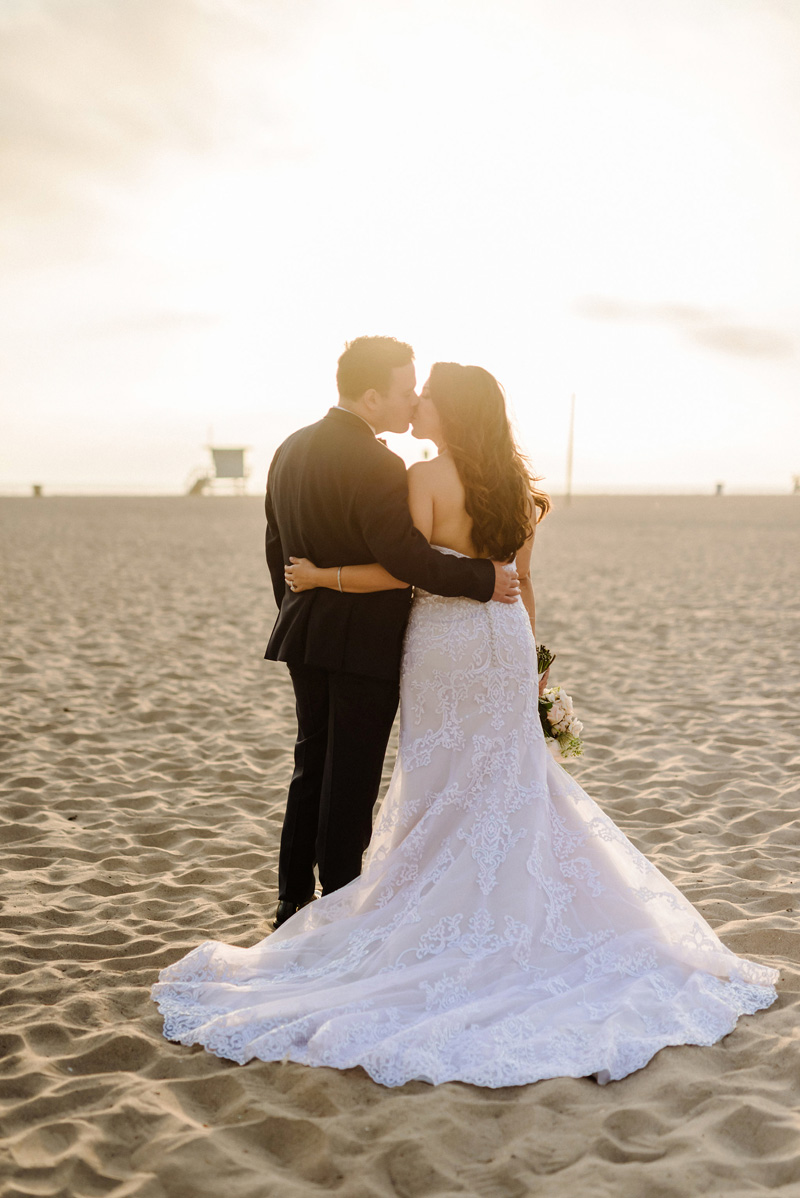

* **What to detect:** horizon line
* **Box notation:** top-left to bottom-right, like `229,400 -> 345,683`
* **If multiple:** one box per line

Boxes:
1,486 -> 797,499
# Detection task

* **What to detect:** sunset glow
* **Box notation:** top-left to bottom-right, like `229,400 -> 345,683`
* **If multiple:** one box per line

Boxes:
1,0 -> 798,494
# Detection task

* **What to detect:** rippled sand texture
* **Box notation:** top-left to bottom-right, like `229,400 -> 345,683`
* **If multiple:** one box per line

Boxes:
1,494 -> 798,1198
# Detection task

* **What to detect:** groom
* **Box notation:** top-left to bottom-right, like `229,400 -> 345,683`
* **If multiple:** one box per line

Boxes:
264,336 -> 519,928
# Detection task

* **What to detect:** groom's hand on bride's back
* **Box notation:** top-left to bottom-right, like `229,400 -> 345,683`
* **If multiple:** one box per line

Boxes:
491,563 -> 520,604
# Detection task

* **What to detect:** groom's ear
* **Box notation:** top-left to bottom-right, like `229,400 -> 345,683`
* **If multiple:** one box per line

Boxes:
361,388 -> 381,417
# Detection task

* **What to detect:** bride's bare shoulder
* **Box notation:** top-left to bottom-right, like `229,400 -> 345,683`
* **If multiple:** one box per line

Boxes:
408,454 -> 460,488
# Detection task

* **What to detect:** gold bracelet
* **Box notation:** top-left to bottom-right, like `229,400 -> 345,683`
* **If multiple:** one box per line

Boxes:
337,566 -> 343,593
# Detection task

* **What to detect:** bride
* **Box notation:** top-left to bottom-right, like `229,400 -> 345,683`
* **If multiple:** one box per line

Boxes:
151,362 -> 778,1087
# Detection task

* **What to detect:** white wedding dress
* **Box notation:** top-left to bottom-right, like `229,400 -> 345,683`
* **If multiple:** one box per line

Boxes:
151,550 -> 778,1086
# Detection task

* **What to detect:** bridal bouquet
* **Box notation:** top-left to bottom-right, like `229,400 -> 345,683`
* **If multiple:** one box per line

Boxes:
537,645 -> 584,760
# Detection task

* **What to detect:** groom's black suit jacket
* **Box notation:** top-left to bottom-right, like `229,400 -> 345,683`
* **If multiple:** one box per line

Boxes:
264,407 -> 495,681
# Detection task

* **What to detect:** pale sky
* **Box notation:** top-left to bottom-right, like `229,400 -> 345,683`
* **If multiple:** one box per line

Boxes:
1,0 -> 798,494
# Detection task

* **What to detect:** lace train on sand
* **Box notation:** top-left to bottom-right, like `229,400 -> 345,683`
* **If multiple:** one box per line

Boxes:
151,551 -> 778,1087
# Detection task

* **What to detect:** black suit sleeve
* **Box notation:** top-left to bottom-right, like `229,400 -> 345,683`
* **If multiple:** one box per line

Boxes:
356,451 -> 495,602
265,478 -> 286,610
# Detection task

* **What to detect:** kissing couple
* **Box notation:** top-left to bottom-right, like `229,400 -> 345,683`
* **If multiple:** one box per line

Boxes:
152,336 -> 777,1088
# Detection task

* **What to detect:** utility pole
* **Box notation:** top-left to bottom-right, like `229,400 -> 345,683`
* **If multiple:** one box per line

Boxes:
565,393 -> 575,505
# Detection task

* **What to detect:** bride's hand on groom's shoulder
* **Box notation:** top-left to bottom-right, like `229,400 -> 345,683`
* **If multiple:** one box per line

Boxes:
490,562 -> 521,605
285,556 -> 319,592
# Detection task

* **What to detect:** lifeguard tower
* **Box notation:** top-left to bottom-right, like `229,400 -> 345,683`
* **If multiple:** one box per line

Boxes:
186,446 -> 250,495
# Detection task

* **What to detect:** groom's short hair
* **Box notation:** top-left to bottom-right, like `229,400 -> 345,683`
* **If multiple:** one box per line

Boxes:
337,336 -> 414,400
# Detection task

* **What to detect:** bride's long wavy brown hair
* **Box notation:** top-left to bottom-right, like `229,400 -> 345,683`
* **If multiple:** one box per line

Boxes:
428,363 -> 551,560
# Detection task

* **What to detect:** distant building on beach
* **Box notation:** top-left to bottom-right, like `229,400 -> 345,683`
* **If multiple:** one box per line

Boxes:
186,446 -> 250,496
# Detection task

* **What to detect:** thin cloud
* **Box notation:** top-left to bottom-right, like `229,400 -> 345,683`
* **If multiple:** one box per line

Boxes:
689,324 -> 795,359
86,311 -> 222,337
0,0 -> 310,258
573,296 -> 721,326
573,295 -> 796,360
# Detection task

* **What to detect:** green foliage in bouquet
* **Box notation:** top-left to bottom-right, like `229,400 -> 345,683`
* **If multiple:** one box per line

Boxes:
536,644 -> 556,675
536,644 -> 584,759
537,643 -> 556,740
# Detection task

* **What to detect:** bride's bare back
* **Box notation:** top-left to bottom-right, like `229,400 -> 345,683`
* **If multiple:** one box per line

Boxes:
284,446 -> 530,610
407,452 -> 479,558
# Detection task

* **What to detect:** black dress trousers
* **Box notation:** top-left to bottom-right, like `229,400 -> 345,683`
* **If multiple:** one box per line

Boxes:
279,664 -> 400,902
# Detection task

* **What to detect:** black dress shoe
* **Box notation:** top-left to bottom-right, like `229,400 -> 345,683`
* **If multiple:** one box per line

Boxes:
271,897 -> 313,930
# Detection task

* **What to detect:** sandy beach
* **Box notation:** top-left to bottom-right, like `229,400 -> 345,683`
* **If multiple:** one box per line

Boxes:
1,493 -> 798,1198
